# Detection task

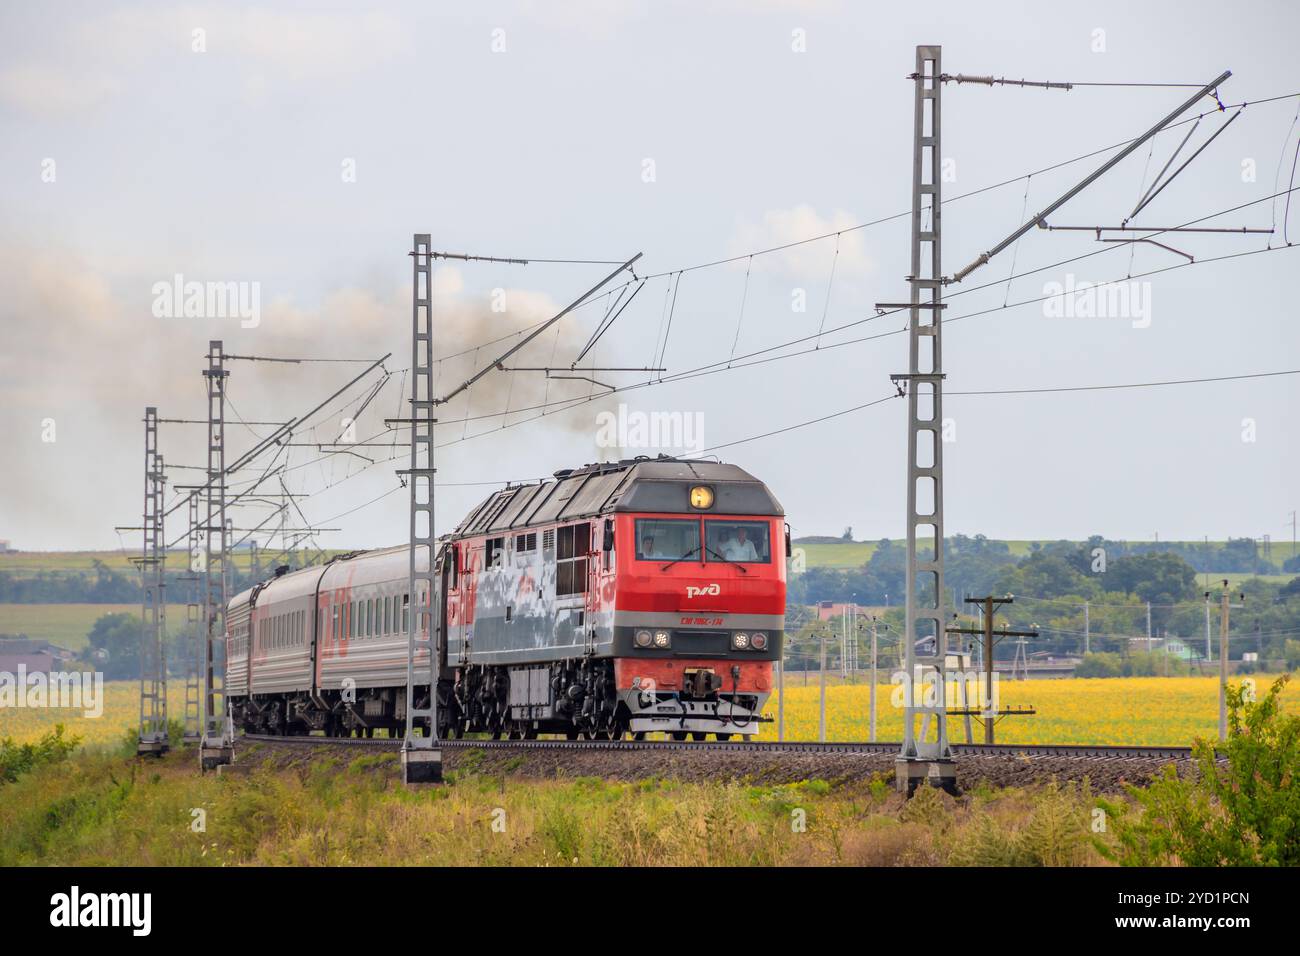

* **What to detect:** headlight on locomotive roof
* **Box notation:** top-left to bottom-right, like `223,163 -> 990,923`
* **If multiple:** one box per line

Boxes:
689,485 -> 714,509
635,630 -> 653,648
653,630 -> 671,648
751,632 -> 768,650
732,632 -> 749,649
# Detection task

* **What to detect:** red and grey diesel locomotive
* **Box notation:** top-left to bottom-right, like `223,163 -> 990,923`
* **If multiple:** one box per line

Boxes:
225,457 -> 786,740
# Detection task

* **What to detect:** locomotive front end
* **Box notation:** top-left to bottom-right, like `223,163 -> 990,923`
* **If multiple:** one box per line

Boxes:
611,469 -> 786,740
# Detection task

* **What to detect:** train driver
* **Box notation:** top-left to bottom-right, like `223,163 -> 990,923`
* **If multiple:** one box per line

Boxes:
641,534 -> 661,559
723,527 -> 759,561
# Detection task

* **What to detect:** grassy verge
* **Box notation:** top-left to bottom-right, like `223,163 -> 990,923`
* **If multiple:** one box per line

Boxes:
0,741 -> 1117,866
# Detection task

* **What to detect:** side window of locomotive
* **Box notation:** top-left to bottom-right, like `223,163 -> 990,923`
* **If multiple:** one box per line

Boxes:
514,532 -> 537,564
555,523 -> 590,596
635,518 -> 700,561
705,520 -> 772,564
485,537 -> 506,570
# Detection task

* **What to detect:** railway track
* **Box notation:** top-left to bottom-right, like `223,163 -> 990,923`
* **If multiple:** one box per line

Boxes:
240,734 -> 1193,761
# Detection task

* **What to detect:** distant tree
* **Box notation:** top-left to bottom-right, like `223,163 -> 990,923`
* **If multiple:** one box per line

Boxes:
996,552 -> 1091,600
85,612 -> 141,680
841,527 -> 854,542
1075,653 -> 1122,678
1104,552 -> 1196,604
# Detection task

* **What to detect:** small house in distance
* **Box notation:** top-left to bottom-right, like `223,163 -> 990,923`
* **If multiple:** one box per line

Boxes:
0,637 -> 74,675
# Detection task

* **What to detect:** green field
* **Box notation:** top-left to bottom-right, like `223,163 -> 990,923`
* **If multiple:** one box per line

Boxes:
793,538 -> 1298,571
0,549 -> 271,578
0,604 -> 190,650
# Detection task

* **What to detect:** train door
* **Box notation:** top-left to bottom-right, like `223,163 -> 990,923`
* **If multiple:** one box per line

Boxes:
460,542 -> 478,642
438,546 -> 452,672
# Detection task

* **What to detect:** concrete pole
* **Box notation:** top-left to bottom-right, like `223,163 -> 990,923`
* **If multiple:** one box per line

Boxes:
1083,601 -> 1090,655
1205,596 -> 1212,663
983,596 -> 995,744
818,631 -> 827,743
1219,582 -> 1230,741
869,619 -> 878,742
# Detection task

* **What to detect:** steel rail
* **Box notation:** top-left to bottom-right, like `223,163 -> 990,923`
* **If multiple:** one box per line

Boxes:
239,734 -> 1194,760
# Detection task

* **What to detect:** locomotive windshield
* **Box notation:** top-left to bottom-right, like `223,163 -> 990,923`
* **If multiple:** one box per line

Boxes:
635,518 -> 700,560
705,520 -> 771,563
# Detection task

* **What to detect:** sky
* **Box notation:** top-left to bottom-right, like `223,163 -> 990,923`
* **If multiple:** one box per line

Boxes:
1,0 -> 1298,554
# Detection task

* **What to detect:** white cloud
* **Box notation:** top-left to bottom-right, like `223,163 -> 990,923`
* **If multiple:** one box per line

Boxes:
0,63 -> 120,116
727,204 -> 873,280
1,5 -> 410,117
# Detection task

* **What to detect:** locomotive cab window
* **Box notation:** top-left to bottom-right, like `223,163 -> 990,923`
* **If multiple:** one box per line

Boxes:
485,536 -> 506,570
705,520 -> 771,563
555,522 -> 590,596
635,518 -> 700,561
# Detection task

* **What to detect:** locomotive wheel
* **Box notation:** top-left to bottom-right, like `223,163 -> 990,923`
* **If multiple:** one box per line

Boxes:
565,729 -> 579,740
716,733 -> 732,742
671,732 -> 687,741
691,732 -> 706,741
632,731 -> 646,741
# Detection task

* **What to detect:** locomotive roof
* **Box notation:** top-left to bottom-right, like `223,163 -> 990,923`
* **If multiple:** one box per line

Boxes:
451,457 -> 783,539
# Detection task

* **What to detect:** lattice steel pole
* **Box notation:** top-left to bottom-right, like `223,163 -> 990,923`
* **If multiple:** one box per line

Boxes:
182,491 -> 202,743
402,234 -> 443,784
887,45 -> 956,794
200,341 -> 233,769
136,406 -> 169,755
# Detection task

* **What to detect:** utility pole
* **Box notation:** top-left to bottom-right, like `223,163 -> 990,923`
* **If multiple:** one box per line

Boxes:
136,407 -> 168,756
182,492 -> 202,743
400,234 -> 443,784
1083,600 -> 1090,655
948,596 -> 1038,744
871,52 -> 1233,784
1214,579 -> 1245,741
842,606 -> 852,681
869,617 -> 879,742
199,342 -> 233,770
1204,593 -> 1213,663
881,45 -> 955,795
395,237 -> 638,782
1145,601 -> 1152,650
818,628 -> 827,743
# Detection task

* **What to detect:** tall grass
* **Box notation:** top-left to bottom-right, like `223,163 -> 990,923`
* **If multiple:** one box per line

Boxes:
0,745 -> 1121,866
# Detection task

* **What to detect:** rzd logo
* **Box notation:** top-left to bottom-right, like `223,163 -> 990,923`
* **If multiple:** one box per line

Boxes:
686,584 -> 721,599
